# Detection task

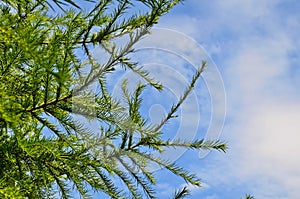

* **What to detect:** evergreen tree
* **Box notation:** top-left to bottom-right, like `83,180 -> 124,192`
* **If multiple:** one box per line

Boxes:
0,0 -> 227,198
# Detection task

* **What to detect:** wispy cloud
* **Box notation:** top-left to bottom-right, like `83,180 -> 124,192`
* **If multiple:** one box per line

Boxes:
154,0 -> 300,198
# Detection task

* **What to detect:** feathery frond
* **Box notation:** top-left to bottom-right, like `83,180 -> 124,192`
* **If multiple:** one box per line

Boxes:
0,0 -> 229,198
173,186 -> 191,199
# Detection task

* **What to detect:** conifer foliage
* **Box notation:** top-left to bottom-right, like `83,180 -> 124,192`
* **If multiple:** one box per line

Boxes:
0,0 -> 226,198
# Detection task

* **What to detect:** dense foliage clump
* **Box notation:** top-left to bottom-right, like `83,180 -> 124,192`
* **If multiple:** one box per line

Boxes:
0,0 -> 226,198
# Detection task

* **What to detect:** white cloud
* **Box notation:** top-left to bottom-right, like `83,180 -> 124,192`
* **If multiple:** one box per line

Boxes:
156,0 -> 300,198
204,195 -> 219,199
215,18 -> 299,199
229,104 -> 300,197
156,183 -> 175,197
181,182 -> 208,193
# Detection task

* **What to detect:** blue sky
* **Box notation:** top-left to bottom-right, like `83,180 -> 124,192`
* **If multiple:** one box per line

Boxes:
139,1 -> 300,199
71,0 -> 300,198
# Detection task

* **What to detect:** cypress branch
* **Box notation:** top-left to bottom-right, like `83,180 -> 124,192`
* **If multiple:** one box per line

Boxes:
173,186 -> 191,199
0,1 -> 233,198
154,61 -> 207,132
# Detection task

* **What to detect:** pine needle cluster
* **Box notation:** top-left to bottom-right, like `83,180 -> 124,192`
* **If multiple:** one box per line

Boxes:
0,0 -> 227,198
